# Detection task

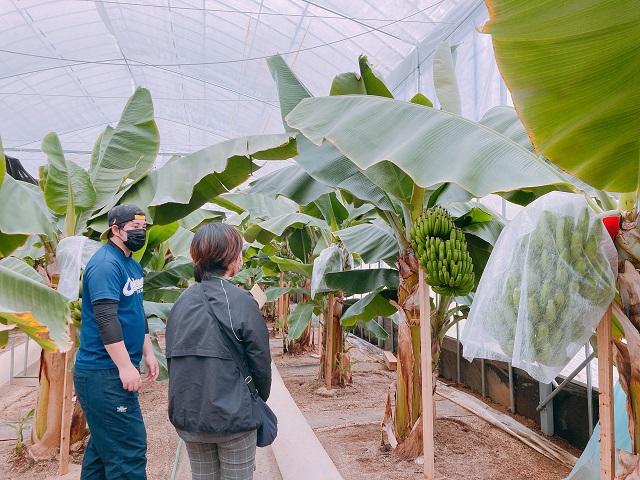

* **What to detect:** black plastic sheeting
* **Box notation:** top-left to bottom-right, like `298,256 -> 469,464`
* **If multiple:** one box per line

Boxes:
5,155 -> 38,185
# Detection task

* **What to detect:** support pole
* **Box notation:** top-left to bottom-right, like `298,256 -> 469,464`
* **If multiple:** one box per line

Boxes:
58,329 -> 75,475
419,268 -> 435,479
325,293 -> 335,389
597,306 -> 614,480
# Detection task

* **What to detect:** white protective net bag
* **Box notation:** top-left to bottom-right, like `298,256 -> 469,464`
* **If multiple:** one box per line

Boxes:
461,192 -> 617,383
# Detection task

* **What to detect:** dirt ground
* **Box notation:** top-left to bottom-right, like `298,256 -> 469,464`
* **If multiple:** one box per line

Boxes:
1,333 -> 574,480
0,379 -> 176,480
274,339 -> 573,480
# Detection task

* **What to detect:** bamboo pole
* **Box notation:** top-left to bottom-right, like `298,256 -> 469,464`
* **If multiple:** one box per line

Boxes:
597,305 -> 614,480
419,268 -> 435,479
325,293 -> 335,389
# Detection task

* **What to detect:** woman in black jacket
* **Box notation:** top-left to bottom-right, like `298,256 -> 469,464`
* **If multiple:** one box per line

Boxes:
166,223 -> 271,480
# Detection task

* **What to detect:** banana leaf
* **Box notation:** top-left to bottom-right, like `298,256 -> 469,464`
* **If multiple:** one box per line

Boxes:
340,292 -> 397,327
484,0 -> 640,192
324,268 -> 399,296
286,96 -> 568,198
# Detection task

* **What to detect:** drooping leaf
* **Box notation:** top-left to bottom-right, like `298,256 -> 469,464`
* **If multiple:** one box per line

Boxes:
244,213 -> 327,243
0,257 -> 46,284
286,96 -> 568,197
360,319 -> 389,340
287,302 -> 315,341
0,175 -> 56,249
334,221 -> 400,264
248,164 -> 334,206
179,209 -> 225,231
433,43 -> 461,114
484,0 -> 640,192
220,191 -> 298,220
340,292 -> 397,327
89,88 -> 160,209
105,133 -> 296,225
0,264 -> 70,351
264,286 -> 308,303
269,256 -> 313,277
324,268 -> 399,296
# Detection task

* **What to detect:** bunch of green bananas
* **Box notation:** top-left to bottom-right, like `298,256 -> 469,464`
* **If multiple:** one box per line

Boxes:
410,206 -> 475,296
69,300 -> 82,328
492,208 -> 612,364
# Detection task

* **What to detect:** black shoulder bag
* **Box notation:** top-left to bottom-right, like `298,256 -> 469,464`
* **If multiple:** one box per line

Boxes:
200,281 -> 277,447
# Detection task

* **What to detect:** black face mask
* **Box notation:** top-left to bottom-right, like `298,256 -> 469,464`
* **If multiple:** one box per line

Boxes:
123,228 -> 146,252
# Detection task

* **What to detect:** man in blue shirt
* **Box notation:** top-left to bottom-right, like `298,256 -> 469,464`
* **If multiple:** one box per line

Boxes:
74,204 -> 159,480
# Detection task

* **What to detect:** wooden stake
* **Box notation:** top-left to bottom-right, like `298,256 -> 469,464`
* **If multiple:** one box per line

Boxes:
419,268 -> 435,479
325,293 -> 335,389
57,329 -> 75,475
597,305 -> 615,480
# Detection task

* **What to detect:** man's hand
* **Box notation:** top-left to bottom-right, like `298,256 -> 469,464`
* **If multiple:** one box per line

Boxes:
144,351 -> 159,382
119,363 -> 142,392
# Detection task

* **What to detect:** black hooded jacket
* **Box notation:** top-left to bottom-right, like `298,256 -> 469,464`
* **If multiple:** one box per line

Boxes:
165,276 -> 271,434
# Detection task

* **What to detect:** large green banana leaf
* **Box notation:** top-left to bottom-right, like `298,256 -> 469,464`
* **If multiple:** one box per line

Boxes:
334,220 -> 400,264
218,191 -> 298,219
179,208 -> 225,231
287,303 -> 316,341
286,96 -> 569,198
0,175 -> 56,255
248,164 -> 334,206
41,133 -> 96,217
243,213 -> 327,244
145,258 -> 194,290
325,268 -> 399,296
267,55 -> 397,213
340,292 -> 397,327
96,133 -> 296,226
0,257 -> 46,284
89,87 -> 160,209
484,0 -> 640,192
0,264 -> 70,351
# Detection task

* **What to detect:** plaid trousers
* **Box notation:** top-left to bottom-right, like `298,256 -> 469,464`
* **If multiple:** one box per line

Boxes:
185,430 -> 257,480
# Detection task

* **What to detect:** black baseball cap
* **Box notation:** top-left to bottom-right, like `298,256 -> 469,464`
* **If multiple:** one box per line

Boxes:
101,204 -> 148,240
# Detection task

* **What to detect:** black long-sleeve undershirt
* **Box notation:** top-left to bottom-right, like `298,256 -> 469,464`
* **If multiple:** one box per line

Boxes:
93,299 -> 149,345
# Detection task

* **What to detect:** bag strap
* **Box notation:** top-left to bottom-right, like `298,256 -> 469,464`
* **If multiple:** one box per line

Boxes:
200,280 -> 259,397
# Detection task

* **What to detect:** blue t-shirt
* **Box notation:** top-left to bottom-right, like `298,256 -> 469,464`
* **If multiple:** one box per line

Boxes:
75,242 -> 145,370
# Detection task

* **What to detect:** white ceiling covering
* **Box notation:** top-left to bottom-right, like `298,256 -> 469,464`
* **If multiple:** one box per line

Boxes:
0,0 -> 495,176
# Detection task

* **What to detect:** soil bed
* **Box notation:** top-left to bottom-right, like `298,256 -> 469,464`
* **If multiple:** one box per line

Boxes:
274,339 -> 573,480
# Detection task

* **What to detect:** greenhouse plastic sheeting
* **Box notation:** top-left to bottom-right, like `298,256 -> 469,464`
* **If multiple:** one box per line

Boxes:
0,1 -> 508,176
566,382 -> 631,480
461,192 -> 617,384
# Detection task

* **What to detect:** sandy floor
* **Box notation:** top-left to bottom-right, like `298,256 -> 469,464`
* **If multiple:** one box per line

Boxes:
2,336 -> 574,480
274,342 -> 573,480
0,379 -> 177,480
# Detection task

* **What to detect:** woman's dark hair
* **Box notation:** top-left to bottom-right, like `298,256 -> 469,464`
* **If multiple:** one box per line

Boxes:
190,222 -> 244,282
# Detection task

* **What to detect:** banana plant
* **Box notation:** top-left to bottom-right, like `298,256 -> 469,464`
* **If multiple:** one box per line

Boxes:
267,51 -> 573,457
0,88 -> 297,461
483,0 -> 640,474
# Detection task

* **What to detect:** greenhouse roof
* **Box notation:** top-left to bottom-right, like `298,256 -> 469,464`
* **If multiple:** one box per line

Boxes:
0,0 -> 499,175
